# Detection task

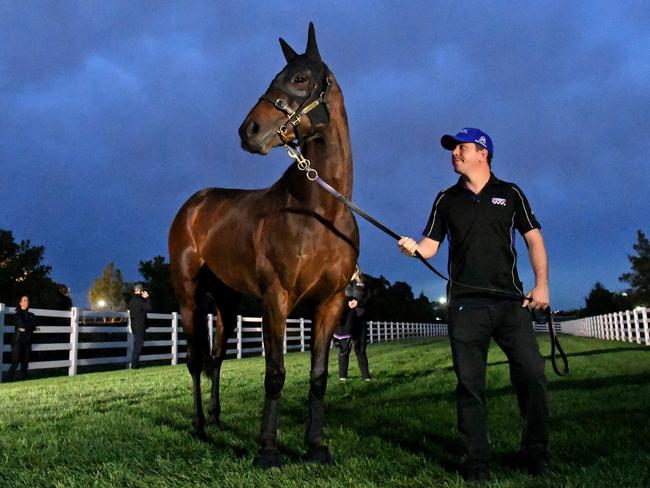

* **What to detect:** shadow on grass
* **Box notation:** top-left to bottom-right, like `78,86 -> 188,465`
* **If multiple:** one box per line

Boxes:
486,344 -> 649,368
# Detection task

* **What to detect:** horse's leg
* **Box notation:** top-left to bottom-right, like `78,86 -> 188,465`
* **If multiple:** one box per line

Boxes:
208,286 -> 240,426
305,293 -> 345,464
177,273 -> 210,439
254,286 -> 289,468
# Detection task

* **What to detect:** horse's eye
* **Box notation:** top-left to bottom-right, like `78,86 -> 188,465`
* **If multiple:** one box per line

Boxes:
293,75 -> 308,84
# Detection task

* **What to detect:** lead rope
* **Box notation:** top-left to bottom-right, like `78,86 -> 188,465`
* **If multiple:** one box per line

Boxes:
287,144 -> 568,376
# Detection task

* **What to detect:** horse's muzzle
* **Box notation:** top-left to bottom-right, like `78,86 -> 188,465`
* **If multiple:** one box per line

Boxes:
239,119 -> 273,155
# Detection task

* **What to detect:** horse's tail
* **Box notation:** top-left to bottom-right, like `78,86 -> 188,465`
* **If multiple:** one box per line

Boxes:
191,311 -> 214,378
183,304 -> 213,377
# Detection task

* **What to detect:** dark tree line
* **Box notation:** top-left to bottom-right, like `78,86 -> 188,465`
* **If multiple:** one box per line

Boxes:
582,229 -> 649,316
0,229 -> 71,309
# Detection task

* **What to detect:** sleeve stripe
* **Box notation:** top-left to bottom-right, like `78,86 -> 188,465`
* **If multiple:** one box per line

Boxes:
424,192 -> 447,236
511,186 -> 534,229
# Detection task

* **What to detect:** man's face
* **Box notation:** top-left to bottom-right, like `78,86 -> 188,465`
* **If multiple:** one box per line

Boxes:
451,143 -> 486,175
19,296 -> 29,309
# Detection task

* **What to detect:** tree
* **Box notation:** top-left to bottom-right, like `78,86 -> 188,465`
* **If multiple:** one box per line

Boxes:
137,255 -> 178,313
363,275 -> 437,322
583,282 -> 631,317
619,229 -> 650,306
0,229 -> 71,309
88,262 -> 125,311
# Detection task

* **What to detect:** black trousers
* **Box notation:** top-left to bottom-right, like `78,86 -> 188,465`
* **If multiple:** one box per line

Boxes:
448,301 -> 549,466
337,328 -> 370,379
7,337 -> 32,380
131,327 -> 146,369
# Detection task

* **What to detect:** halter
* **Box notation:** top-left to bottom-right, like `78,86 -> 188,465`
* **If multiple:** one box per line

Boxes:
259,72 -> 332,147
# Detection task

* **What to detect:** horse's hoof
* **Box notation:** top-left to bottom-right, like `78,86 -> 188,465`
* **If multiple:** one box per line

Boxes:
192,428 -> 208,441
307,445 -> 334,465
253,447 -> 282,469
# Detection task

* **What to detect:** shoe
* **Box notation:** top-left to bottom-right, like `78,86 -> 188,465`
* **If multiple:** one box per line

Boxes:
517,446 -> 551,476
364,378 -> 371,381
339,377 -> 347,381
527,455 -> 551,476
461,464 -> 490,484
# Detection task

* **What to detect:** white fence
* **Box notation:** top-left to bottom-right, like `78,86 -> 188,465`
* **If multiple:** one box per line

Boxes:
560,307 -> 649,346
367,321 -> 447,342
0,303 -> 446,382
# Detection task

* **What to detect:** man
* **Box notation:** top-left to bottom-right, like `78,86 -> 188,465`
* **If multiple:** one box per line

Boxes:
398,128 -> 550,482
127,283 -> 152,369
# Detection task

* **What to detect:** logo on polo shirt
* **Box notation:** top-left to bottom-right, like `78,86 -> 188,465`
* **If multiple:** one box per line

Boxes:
492,197 -> 507,206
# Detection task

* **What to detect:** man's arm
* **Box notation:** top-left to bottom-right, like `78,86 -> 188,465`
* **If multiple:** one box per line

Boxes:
523,228 -> 549,309
398,236 -> 440,259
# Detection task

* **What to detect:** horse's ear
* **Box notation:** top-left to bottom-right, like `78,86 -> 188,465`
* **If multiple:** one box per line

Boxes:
305,22 -> 321,61
279,37 -> 298,62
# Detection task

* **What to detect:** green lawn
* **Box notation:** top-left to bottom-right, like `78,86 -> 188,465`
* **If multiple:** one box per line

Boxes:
0,336 -> 648,487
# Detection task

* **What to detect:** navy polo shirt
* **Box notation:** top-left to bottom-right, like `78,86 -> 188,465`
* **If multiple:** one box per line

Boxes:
422,173 -> 541,306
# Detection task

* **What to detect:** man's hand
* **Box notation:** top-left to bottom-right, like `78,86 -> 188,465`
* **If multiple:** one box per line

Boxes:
524,285 -> 549,309
398,237 -> 418,256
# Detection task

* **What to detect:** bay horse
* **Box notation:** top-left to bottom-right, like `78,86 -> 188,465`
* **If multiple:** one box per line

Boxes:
168,23 -> 359,467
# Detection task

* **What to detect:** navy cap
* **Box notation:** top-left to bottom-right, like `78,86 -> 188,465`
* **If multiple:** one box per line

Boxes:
441,128 -> 493,156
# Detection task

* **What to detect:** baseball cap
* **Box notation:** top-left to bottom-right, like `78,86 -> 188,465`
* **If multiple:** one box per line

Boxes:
441,128 -> 493,156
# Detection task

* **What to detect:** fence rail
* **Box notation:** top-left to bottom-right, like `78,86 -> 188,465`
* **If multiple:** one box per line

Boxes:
7,302 -> 642,382
559,307 -> 649,346
0,303 -> 446,382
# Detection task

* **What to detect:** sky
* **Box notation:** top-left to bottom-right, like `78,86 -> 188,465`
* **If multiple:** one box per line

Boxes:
1,1 -> 649,311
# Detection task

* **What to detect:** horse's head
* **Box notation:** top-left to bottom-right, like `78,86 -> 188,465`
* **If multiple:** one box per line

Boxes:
239,23 -> 331,155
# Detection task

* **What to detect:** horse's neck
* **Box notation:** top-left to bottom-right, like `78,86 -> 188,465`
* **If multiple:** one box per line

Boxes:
282,87 -> 353,207
306,112 -> 353,196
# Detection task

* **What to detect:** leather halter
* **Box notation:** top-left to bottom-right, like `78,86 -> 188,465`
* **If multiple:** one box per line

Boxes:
258,71 -> 332,146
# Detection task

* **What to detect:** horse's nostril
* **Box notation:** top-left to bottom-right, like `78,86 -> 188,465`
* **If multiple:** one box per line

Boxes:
246,120 -> 260,138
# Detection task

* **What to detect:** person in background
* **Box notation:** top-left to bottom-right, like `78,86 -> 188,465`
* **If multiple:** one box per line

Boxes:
334,266 -> 370,381
128,283 -> 151,369
6,296 -> 37,381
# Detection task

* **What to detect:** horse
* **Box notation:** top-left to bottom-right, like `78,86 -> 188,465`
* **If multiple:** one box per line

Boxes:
168,23 -> 359,467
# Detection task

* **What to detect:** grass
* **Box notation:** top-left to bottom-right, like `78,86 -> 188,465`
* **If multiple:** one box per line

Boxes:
0,335 -> 649,487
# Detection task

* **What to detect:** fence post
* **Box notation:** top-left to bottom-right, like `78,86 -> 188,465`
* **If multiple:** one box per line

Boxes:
618,311 -> 624,341
368,321 -> 373,344
127,310 -> 134,369
171,312 -> 178,365
237,315 -> 243,359
0,303 -> 5,383
633,309 -> 641,344
642,308 -> 649,346
299,318 -> 305,352
261,319 -> 265,357
597,314 -> 603,339
68,307 -> 79,376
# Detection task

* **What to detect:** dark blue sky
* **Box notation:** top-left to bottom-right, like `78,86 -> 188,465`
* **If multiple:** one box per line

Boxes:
2,1 -> 648,310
